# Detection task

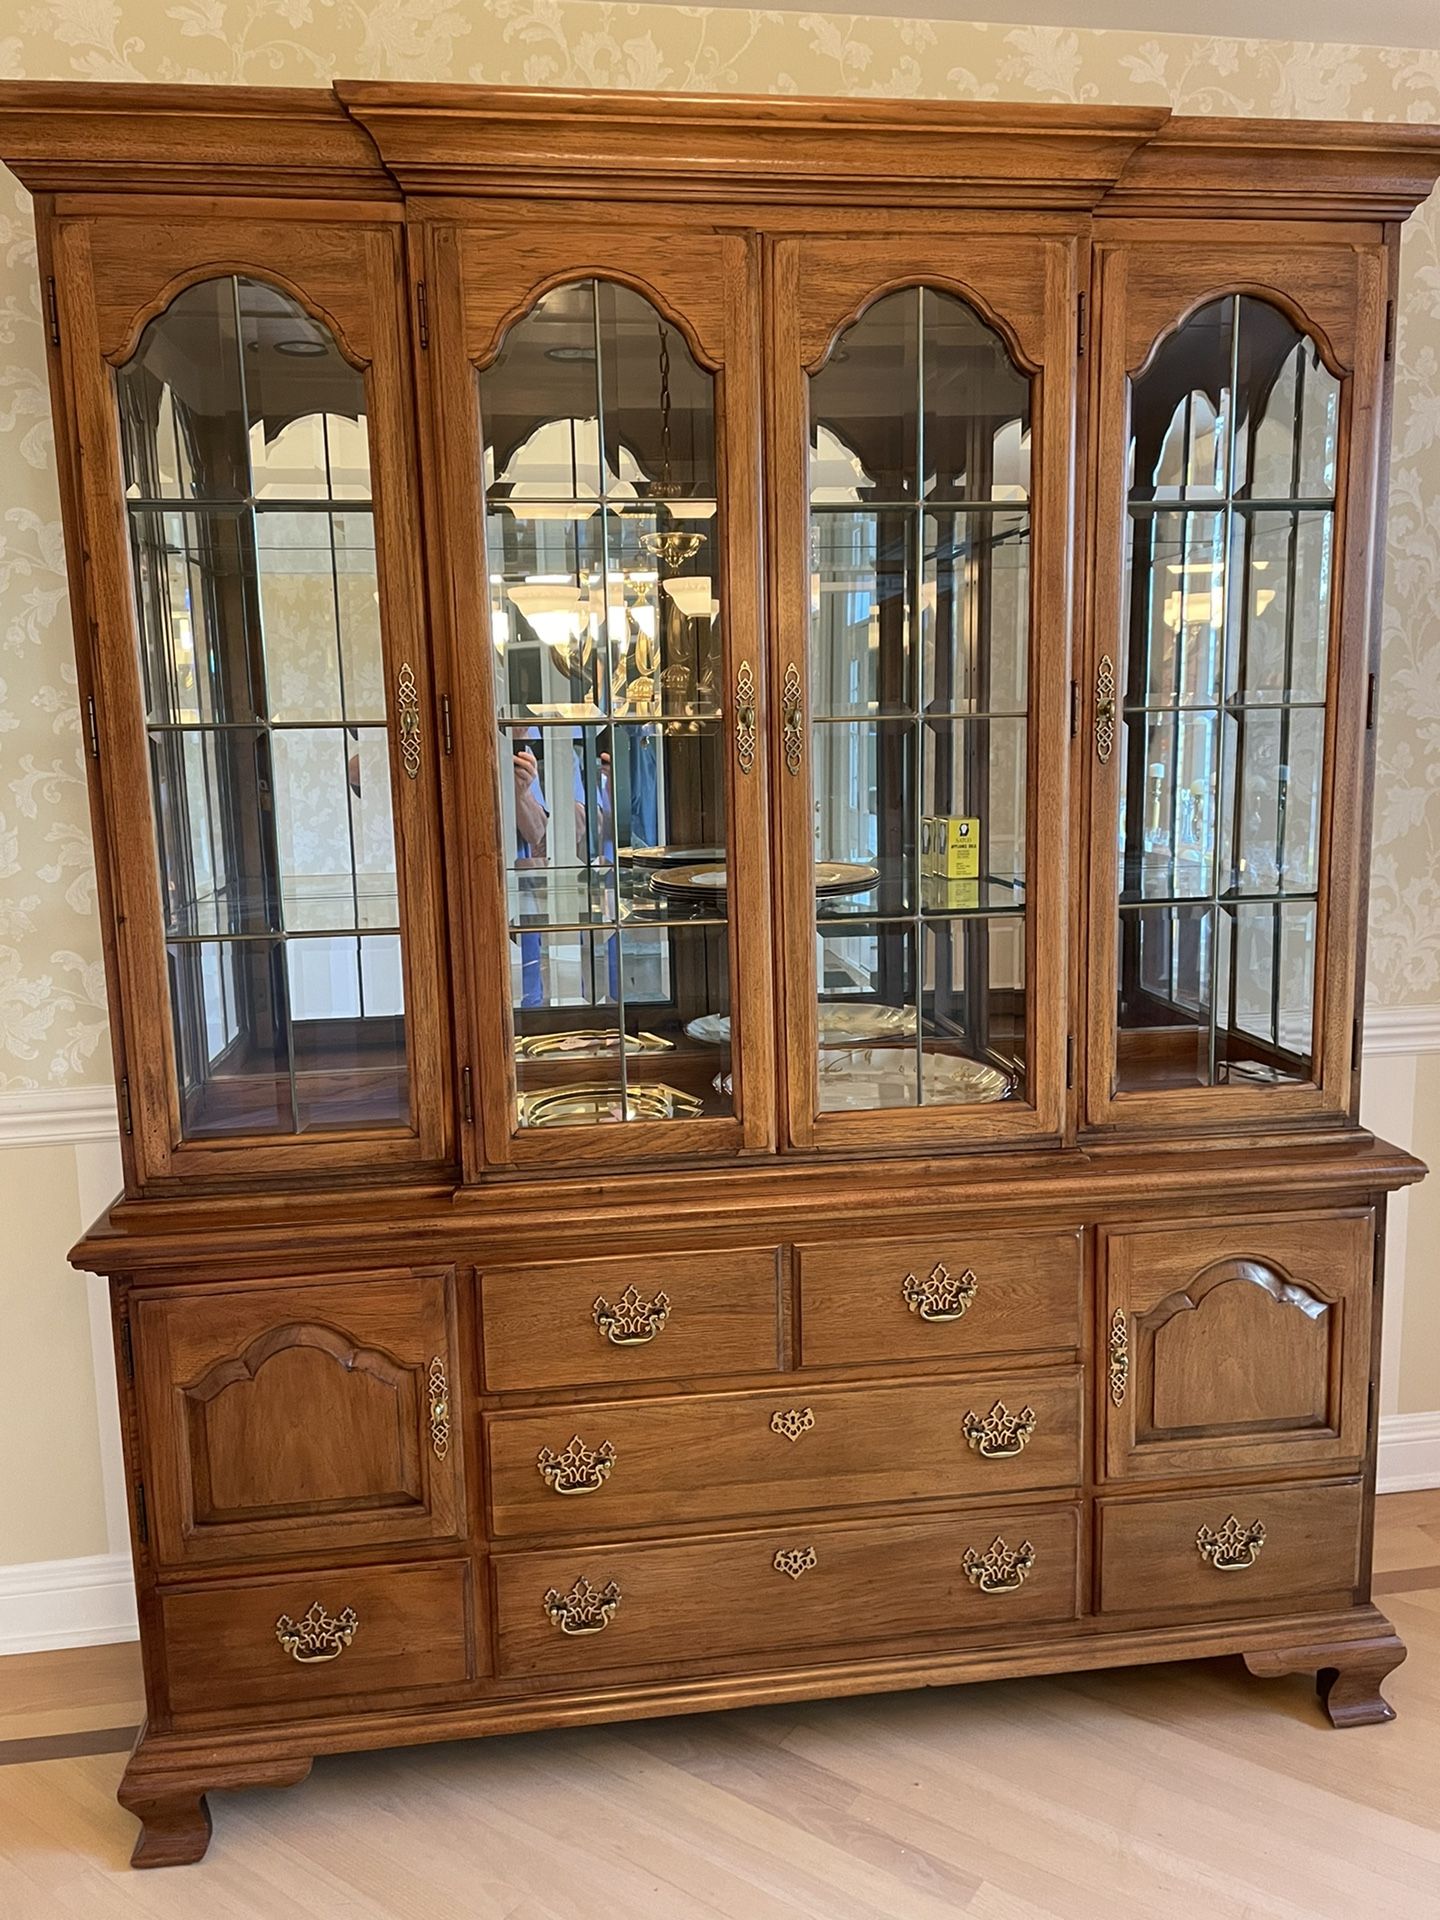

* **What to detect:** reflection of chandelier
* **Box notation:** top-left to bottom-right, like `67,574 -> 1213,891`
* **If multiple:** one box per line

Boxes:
638,322 -> 708,570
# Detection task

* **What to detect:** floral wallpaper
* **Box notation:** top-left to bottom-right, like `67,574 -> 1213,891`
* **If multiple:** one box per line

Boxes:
0,4 -> 1438,1087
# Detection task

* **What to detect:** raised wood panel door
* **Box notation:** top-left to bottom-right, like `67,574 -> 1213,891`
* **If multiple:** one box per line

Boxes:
419,220 -> 774,1175
767,232 -> 1078,1152
50,214 -> 452,1191
133,1269 -> 462,1566
1082,234 -> 1390,1135
1101,1210 -> 1374,1481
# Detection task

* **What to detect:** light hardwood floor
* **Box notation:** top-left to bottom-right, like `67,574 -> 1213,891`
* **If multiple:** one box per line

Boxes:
3,1491 -> 1440,1919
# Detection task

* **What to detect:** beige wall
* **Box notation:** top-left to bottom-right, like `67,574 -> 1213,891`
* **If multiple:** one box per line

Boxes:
1,4 -> 1439,1575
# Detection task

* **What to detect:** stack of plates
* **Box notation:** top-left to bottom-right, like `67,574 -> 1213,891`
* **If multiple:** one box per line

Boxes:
650,860 -> 879,905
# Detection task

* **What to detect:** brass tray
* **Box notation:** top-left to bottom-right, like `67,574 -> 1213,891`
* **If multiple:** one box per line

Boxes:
516,1082 -> 705,1127
816,1048 -> 1012,1112
652,861 -> 879,902
514,1028 -> 672,1059
686,1002 -> 917,1047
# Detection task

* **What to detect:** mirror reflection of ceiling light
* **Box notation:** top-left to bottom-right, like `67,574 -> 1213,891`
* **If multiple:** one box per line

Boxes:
661,576 -> 718,621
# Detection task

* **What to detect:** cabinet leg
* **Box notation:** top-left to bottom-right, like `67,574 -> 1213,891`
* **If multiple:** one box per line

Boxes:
1243,1627 -> 1406,1729
118,1731 -> 313,1868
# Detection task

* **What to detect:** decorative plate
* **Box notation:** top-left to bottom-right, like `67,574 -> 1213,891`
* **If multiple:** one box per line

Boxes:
514,1028 -> 673,1059
815,1048 -> 1012,1112
517,1082 -> 704,1127
686,1002 -> 917,1047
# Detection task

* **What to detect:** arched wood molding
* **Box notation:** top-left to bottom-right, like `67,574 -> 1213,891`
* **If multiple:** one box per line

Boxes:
469,264 -> 722,374
1139,1257 -> 1333,1340
801,275 -> 1040,379
183,1322 -> 410,1407
1129,283 -> 1348,382
106,263 -> 371,372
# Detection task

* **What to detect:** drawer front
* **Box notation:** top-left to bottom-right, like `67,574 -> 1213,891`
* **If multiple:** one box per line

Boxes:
1102,1211 -> 1374,1482
495,1504 -> 1081,1678
1098,1479 -> 1364,1616
486,1369 -> 1082,1538
159,1560 -> 476,1720
480,1248 -> 782,1391
798,1231 -> 1082,1369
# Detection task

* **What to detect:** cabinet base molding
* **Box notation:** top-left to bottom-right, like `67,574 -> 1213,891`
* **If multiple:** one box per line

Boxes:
117,1604 -> 1402,1865
1243,1627 -> 1407,1728
117,1733 -> 313,1869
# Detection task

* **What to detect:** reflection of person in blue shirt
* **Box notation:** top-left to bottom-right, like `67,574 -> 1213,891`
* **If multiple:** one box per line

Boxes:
512,731 -> 549,1009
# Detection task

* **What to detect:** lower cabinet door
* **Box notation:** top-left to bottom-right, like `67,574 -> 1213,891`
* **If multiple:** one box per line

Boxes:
493,1505 -> 1081,1679
158,1559 -> 476,1721
1097,1479 -> 1364,1616
134,1268 -> 463,1567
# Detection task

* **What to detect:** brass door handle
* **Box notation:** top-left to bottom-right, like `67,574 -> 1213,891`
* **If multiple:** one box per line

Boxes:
537,1435 -> 616,1495
962,1537 -> 1035,1594
544,1577 -> 621,1635
396,660 -> 421,778
962,1400 -> 1036,1458
782,662 -> 803,775
735,660 -> 757,774
275,1601 -> 358,1663
902,1261 -> 977,1322
1196,1516 -> 1266,1570
1094,653 -> 1116,764
593,1285 -> 670,1345
427,1355 -> 450,1460
1109,1308 -> 1129,1405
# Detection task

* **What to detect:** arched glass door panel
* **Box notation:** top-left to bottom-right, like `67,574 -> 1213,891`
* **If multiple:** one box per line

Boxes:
807,286 -> 1031,1113
478,279 -> 733,1128
116,275 -> 407,1140
1117,294 -> 1339,1092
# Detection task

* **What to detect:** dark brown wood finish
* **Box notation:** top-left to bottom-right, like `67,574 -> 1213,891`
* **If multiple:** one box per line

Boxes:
1,82 -> 1437,1869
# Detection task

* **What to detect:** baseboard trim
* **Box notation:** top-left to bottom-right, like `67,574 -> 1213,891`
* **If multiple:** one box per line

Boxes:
0,1551 -> 137,1656
1377,1410 -> 1440,1494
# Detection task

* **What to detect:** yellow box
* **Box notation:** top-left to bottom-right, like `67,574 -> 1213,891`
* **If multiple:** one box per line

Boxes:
933,815 -> 980,879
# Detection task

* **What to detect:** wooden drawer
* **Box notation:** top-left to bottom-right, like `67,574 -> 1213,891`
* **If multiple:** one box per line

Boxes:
159,1560 -> 476,1721
1102,1211 -> 1374,1482
1098,1479 -> 1364,1616
495,1504 -> 1081,1678
479,1247 -> 782,1391
486,1368 -> 1082,1538
798,1230 -> 1082,1369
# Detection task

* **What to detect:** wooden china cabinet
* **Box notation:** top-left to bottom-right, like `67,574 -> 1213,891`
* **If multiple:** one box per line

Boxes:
2,81 -> 1437,1867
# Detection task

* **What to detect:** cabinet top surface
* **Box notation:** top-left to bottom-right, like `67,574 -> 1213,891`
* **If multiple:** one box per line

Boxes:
1,81 -> 1437,217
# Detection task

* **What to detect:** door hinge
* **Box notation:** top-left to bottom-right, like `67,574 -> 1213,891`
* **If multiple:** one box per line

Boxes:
1076,291 -> 1088,357
441,693 -> 453,756
119,1315 -> 134,1384
1069,679 -> 1079,739
416,280 -> 430,351
45,276 -> 60,348
118,1073 -> 133,1137
1367,1376 -> 1377,1435
1366,670 -> 1378,731
85,693 -> 100,760
133,1480 -> 148,1547
461,1064 -> 474,1125
1066,1034 -> 1075,1090
1353,1014 -> 1362,1064
1384,297 -> 1397,363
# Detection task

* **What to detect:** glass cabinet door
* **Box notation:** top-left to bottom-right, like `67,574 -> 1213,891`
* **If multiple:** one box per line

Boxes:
772,238 -> 1075,1150
1084,242 -> 1388,1128
440,230 -> 773,1168
56,219 -> 450,1186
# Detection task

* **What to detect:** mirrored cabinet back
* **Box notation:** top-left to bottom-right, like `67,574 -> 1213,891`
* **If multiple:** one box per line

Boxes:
2,81 -> 1437,1867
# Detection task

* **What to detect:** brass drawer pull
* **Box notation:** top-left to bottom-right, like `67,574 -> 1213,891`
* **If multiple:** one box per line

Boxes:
537,1435 -> 616,1495
396,660 -> 422,779
782,661 -> 803,775
962,1537 -> 1035,1594
962,1400 -> 1036,1459
593,1285 -> 671,1346
1109,1308 -> 1129,1405
1196,1515 -> 1267,1571
902,1261 -> 976,1323
428,1355 -> 450,1460
773,1546 -> 817,1581
770,1406 -> 815,1442
735,660 -> 758,775
1094,652 -> 1116,764
544,1576 -> 621,1636
275,1601 -> 358,1664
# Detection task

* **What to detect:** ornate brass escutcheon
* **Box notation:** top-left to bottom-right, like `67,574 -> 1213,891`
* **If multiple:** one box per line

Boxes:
901,1261 -> 977,1323
544,1576 -> 622,1635
1108,1307 -> 1129,1405
1094,652 -> 1116,764
275,1600 -> 359,1664
770,1406 -> 815,1443
537,1435 -> 617,1495
962,1400 -> 1037,1459
735,660 -> 758,775
782,661 -> 804,775
773,1546 -> 818,1581
427,1355 -> 450,1460
1196,1515 -> 1267,1571
961,1536 -> 1036,1594
593,1284 -> 671,1346
395,660 -> 422,779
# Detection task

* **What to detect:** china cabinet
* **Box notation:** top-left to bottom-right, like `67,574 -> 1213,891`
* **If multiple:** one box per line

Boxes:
2,81 -> 1437,1867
